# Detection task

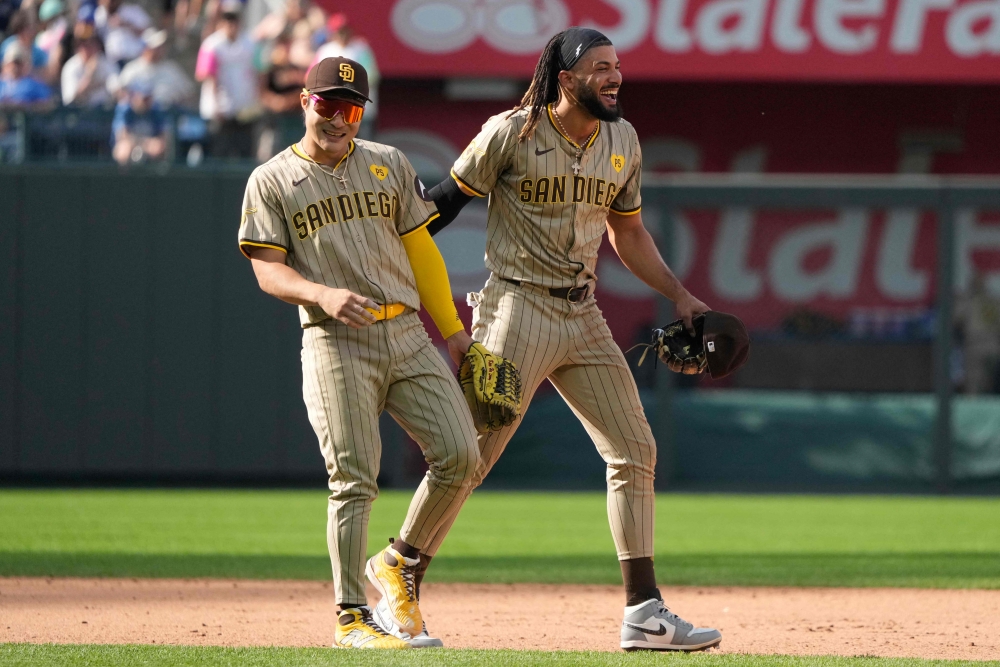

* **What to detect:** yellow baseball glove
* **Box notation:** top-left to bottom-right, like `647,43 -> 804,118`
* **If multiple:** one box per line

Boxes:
458,342 -> 523,433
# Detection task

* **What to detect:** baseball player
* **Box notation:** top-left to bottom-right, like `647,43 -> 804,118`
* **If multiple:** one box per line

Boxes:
410,28 -> 724,651
239,57 -> 480,649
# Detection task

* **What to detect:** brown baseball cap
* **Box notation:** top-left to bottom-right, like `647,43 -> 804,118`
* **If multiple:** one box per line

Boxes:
305,56 -> 371,103
702,311 -> 750,379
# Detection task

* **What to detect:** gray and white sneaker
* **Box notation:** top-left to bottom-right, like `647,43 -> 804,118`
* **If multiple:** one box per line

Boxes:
620,598 -> 722,651
373,596 -> 444,648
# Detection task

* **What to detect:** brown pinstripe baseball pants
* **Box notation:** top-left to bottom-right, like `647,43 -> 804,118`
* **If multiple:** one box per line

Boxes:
420,275 -> 657,560
301,311 -> 480,605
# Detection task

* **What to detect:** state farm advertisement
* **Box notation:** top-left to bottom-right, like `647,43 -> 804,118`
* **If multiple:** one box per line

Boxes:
378,83 -> 1000,338
328,0 -> 1000,81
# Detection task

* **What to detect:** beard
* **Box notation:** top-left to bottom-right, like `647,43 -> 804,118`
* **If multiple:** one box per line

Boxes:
576,82 -> 622,122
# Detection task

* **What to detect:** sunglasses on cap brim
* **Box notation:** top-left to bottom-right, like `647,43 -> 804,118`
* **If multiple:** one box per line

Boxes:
304,89 -> 365,124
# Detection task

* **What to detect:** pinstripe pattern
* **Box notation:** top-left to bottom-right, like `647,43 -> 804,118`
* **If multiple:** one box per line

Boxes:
420,277 -> 656,560
452,105 -> 642,289
420,108 -> 654,563
303,312 -> 478,605
240,139 -> 476,607
238,141 -> 439,327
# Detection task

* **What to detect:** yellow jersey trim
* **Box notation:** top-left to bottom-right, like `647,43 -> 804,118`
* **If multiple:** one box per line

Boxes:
546,104 -> 601,149
451,170 -> 487,198
292,140 -> 355,169
239,240 -> 289,259
399,212 -> 440,238
610,205 -> 642,216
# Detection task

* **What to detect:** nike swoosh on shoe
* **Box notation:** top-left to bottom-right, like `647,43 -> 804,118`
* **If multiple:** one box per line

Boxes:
623,622 -> 668,636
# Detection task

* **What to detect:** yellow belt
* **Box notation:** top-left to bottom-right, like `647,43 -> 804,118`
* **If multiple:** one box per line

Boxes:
365,303 -> 407,321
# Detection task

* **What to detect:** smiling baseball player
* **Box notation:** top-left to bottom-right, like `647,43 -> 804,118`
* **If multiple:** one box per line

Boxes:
239,56 -> 483,649
409,28 -> 724,651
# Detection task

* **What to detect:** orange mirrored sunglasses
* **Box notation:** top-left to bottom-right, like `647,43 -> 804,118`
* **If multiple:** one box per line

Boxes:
305,90 -> 365,124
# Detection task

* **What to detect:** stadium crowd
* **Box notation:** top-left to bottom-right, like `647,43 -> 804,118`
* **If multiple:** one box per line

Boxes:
0,0 -> 378,164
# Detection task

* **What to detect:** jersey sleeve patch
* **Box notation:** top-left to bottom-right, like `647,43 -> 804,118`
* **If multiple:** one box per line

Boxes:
415,175 -> 433,202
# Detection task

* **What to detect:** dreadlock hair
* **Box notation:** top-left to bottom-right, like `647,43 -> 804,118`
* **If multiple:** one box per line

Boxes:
510,31 -> 612,142
508,34 -> 562,142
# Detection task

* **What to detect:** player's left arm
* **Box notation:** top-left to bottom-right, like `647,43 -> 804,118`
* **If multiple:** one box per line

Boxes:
606,209 -> 709,332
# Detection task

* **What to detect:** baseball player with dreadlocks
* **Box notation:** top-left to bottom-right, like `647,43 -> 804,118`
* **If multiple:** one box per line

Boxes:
396,27 -> 722,652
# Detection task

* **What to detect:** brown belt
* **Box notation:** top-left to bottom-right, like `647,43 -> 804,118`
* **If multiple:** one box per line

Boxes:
502,278 -> 591,303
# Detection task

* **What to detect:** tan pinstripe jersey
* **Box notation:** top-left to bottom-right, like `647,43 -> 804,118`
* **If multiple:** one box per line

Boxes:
452,105 -> 642,289
239,141 -> 439,327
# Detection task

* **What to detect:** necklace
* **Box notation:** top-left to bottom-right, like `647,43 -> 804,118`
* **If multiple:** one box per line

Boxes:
299,143 -> 351,189
552,106 -> 598,176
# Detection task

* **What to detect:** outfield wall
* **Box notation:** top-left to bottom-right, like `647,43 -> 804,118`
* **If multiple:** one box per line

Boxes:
2,167 -> 999,490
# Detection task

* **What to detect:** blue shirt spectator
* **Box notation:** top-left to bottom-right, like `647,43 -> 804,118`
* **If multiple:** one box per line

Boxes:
0,10 -> 48,71
0,36 -> 47,68
0,42 -> 52,106
112,82 -> 168,165
112,96 -> 166,138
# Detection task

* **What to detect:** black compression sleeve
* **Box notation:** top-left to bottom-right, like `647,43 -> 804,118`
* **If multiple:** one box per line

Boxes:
426,177 -> 474,236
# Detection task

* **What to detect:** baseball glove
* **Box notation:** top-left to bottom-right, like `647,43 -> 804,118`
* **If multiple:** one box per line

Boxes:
634,315 -> 708,375
458,342 -> 523,433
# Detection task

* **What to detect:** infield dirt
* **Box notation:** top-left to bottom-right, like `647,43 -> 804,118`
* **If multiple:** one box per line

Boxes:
1,578 -> 997,660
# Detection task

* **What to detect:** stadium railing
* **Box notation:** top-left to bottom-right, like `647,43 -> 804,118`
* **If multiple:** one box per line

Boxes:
641,174 -> 1000,492
1,165 -> 998,491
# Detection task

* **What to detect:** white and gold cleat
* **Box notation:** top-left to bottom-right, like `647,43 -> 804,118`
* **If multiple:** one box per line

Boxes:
333,606 -> 410,649
373,595 -> 444,648
365,543 -> 423,636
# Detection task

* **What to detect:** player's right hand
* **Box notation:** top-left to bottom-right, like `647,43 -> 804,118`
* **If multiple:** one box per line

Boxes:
316,287 -> 379,328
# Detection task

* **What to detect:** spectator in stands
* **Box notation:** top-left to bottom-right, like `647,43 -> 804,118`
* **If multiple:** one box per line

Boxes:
198,0 -> 245,41
287,16 -> 315,69
62,33 -> 114,106
256,30 -> 303,160
36,0 -> 68,84
113,28 -> 195,108
0,0 -> 18,35
195,0 -> 257,158
98,0 -> 151,69
313,14 -> 378,138
956,272 -> 1000,394
305,2 -> 326,50
54,5 -> 99,74
253,0 -> 306,43
0,41 -> 54,108
112,79 -> 166,164
1,10 -> 47,74
162,0 -> 204,49
260,32 -> 303,113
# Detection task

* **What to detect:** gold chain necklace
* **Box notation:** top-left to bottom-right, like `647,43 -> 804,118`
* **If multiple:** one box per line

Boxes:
298,143 -> 351,189
552,106 -> 598,176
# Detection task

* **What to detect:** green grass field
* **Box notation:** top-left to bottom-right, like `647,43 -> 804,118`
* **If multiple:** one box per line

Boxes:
1,489 -> 999,588
1,644 -> 996,667
3,490 -> 999,666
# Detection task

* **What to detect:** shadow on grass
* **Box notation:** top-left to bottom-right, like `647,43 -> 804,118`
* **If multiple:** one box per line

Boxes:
0,552 -> 998,588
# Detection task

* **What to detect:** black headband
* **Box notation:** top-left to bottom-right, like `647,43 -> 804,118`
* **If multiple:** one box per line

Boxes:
558,27 -> 612,71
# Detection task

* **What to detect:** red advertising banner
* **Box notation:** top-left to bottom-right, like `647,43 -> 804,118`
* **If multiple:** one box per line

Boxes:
328,0 -> 1000,82
377,82 -> 1000,339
